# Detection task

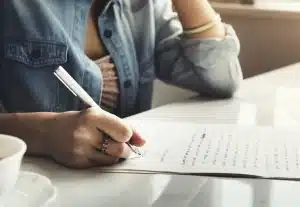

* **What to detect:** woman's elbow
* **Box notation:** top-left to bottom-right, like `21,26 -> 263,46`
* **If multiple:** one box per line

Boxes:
201,58 -> 243,99
216,77 -> 241,99
201,81 -> 239,99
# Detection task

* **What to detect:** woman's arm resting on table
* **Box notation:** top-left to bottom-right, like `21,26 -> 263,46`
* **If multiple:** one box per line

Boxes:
0,108 -> 145,168
154,0 -> 243,98
0,112 -> 55,156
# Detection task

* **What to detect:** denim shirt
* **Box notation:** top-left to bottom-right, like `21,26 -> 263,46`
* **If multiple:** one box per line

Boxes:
1,0 -> 243,117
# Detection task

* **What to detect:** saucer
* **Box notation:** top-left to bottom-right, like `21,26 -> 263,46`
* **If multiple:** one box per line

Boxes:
0,171 -> 57,207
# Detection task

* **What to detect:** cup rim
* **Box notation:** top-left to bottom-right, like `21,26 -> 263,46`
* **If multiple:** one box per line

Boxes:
0,134 -> 27,163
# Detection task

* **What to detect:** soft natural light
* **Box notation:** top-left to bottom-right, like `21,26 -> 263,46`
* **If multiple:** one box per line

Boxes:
254,1 -> 300,11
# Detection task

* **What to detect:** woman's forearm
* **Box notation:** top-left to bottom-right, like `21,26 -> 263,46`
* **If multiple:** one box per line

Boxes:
0,112 -> 57,156
172,0 -> 225,39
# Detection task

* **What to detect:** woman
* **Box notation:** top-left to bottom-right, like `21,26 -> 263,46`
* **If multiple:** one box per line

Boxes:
0,0 -> 243,168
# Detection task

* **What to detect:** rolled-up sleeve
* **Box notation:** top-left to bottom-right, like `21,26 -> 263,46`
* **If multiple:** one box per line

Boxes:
154,0 -> 243,98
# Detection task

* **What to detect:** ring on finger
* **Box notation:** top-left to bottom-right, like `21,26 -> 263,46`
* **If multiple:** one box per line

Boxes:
95,134 -> 110,154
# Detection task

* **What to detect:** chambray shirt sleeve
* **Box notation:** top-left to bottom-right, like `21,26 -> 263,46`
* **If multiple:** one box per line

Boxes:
154,0 -> 243,98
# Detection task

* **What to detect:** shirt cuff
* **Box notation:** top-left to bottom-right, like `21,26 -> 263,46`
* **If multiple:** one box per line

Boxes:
180,23 -> 240,66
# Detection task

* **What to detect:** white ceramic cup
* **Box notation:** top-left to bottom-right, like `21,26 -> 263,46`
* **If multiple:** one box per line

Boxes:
0,134 -> 27,199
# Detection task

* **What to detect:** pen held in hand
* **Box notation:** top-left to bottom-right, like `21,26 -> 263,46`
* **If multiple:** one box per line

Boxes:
53,66 -> 142,157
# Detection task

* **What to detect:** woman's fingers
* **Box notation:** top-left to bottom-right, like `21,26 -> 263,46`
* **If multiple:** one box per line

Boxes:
95,55 -> 111,64
85,108 -> 146,160
98,62 -> 115,72
105,142 -> 132,158
88,140 -> 131,167
129,130 -> 146,147
90,134 -> 132,158
99,141 -> 131,158
87,108 -> 133,143
95,56 -> 115,74
88,151 -> 119,166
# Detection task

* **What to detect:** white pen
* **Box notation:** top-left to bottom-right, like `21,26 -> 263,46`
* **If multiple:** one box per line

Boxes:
53,66 -> 142,156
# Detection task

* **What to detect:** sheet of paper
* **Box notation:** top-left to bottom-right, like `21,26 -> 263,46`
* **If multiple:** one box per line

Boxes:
131,99 -> 256,125
274,87 -> 300,127
103,120 -> 300,180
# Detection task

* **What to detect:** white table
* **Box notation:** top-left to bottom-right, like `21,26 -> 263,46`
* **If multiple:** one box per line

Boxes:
22,62 -> 300,207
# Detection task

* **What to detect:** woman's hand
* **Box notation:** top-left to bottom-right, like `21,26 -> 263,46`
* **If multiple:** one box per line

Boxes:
95,55 -> 119,110
45,107 -> 145,169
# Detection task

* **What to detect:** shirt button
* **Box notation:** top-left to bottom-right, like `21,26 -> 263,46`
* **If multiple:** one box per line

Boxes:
103,29 -> 112,38
123,80 -> 132,88
31,48 -> 41,59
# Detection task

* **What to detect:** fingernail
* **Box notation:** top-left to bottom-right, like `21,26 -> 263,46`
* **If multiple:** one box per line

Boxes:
139,138 -> 146,145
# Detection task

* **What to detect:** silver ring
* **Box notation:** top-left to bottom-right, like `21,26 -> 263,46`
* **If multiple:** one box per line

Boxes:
96,134 -> 110,154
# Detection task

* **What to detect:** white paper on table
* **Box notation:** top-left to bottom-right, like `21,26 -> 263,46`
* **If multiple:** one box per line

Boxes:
274,87 -> 300,127
102,120 -> 300,180
131,99 -> 257,125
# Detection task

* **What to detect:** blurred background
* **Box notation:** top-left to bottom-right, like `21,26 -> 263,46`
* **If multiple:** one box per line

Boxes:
152,0 -> 300,107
